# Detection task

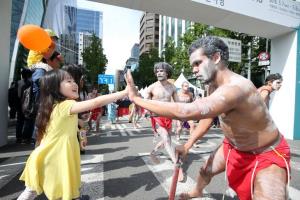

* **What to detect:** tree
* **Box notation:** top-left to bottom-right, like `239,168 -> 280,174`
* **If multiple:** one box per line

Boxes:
162,37 -> 176,63
162,23 -> 268,86
82,34 -> 108,86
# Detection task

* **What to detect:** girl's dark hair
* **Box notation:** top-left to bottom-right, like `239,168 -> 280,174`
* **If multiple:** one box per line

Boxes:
62,64 -> 88,100
35,69 -> 70,143
62,64 -> 83,86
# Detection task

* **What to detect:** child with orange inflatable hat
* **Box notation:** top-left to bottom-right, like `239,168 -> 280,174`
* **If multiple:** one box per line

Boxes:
27,29 -> 59,68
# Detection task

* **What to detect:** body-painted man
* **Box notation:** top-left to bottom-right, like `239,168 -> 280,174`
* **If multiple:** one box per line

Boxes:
175,81 -> 195,141
257,73 -> 282,108
126,36 -> 290,200
145,62 -> 185,181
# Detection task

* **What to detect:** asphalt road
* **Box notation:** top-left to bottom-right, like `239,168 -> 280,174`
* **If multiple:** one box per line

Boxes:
0,116 -> 299,200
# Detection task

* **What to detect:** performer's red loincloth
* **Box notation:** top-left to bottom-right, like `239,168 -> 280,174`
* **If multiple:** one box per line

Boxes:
150,117 -> 172,133
90,107 -> 102,121
117,107 -> 129,117
223,134 -> 290,200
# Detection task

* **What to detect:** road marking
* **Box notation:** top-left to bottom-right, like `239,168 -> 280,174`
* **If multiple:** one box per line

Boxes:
116,124 -> 127,136
138,153 -> 213,199
0,157 -> 28,189
80,154 -> 104,200
106,131 -> 112,137
0,161 -> 25,168
290,160 -> 300,171
289,186 -> 300,200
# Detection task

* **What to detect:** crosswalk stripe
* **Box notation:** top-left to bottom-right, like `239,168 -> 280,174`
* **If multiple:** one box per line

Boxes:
111,124 -> 116,130
289,186 -> 300,200
138,153 -> 212,199
116,124 -> 127,136
80,154 -> 104,200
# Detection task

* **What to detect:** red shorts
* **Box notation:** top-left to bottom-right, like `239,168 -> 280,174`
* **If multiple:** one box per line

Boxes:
117,107 -> 129,117
90,107 -> 102,121
150,117 -> 172,133
223,135 -> 290,200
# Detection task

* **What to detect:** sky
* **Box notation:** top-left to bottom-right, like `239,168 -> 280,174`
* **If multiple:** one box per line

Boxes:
77,0 -> 142,75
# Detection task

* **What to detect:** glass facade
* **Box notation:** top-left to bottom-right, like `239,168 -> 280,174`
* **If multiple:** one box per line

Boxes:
10,0 -> 46,61
10,0 -> 47,81
76,8 -> 103,65
24,0 -> 45,25
10,0 -> 25,60
61,5 -> 77,64
131,43 -> 139,59
77,8 -> 102,40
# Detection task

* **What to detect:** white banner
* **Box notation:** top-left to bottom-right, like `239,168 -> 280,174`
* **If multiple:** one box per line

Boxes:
192,0 -> 300,28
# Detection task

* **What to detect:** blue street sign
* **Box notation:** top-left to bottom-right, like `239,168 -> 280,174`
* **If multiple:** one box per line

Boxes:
98,74 -> 114,84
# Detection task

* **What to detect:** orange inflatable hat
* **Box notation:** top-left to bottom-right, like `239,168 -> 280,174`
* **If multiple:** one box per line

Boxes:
17,24 -> 51,52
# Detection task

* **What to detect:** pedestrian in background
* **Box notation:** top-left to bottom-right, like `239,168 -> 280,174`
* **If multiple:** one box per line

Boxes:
15,68 -> 33,144
87,87 -> 102,132
257,73 -> 283,108
107,91 -> 118,124
8,81 -> 18,119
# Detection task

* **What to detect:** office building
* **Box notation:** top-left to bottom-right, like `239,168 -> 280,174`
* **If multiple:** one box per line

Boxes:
78,32 -> 93,65
158,16 -> 193,56
9,0 -> 49,82
139,12 -> 159,55
126,43 -> 139,71
77,8 -> 103,39
76,8 -> 103,65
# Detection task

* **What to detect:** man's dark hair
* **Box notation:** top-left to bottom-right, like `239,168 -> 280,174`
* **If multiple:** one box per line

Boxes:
265,73 -> 282,84
153,62 -> 173,78
188,36 -> 229,66
42,51 -> 61,63
20,67 -> 32,80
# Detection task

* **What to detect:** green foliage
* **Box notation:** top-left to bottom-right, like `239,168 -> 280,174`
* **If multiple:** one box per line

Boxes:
162,37 -> 176,63
162,23 -> 268,85
132,48 -> 162,88
81,34 -> 108,87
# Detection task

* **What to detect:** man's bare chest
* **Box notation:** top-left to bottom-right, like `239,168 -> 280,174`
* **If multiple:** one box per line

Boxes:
152,86 -> 174,100
178,93 -> 191,103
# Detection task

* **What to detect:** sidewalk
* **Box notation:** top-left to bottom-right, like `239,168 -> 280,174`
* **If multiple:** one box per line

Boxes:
0,119 -> 35,159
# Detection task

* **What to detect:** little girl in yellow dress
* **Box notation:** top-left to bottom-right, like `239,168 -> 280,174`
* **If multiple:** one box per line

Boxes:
17,69 -> 128,200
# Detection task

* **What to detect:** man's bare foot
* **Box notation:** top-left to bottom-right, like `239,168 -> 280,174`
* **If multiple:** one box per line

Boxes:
150,152 -> 160,164
179,189 -> 203,200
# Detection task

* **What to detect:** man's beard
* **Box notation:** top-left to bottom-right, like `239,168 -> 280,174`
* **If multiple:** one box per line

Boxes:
200,64 -> 217,84
157,76 -> 167,81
